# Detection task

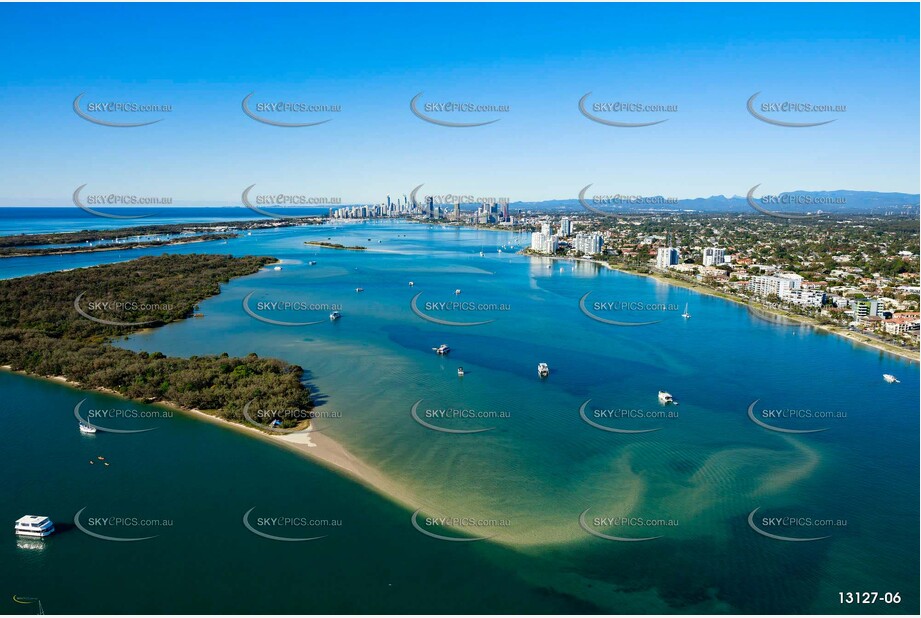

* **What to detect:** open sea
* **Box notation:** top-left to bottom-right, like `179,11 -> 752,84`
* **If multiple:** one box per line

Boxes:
1,209 -> 917,614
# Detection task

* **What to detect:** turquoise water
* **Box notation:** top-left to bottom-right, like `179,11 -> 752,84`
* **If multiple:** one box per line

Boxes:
2,219 -> 918,614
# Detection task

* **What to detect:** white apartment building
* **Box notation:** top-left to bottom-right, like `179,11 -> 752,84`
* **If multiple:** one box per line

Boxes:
748,273 -> 803,297
530,232 -> 559,254
558,217 -> 572,237
702,247 -> 726,266
572,232 -> 603,255
782,288 -> 826,308
655,247 -> 679,269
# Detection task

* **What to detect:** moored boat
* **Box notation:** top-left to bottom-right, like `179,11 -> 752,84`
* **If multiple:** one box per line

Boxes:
14,516 -> 55,538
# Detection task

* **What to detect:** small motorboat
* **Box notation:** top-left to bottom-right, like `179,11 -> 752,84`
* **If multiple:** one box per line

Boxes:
658,391 -> 676,405
329,311 -> 341,321
409,281 -> 414,287
454,289 -> 461,295
538,362 -> 549,378
273,266 -> 282,271
308,261 -> 317,266
355,287 -> 364,293
433,344 -> 451,355
457,367 -> 465,377
79,422 -> 97,434
883,374 -> 899,384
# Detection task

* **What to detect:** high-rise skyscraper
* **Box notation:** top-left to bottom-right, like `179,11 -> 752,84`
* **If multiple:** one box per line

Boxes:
655,247 -> 679,269
559,217 -> 572,237
702,247 -> 726,266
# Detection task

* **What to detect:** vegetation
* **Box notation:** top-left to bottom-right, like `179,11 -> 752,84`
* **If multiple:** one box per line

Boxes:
305,241 -> 366,251
0,254 -> 312,429
0,233 -> 236,258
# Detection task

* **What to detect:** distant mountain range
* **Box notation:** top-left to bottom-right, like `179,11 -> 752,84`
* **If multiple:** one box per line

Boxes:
511,190 -> 920,214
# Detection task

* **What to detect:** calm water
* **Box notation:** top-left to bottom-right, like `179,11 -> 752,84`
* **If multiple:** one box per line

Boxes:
1,215 -> 918,614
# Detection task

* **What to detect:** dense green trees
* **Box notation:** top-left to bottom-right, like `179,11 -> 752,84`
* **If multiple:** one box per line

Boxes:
0,254 -> 312,428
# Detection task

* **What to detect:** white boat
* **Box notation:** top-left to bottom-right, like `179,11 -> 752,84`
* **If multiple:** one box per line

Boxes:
78,422 -> 96,434
658,391 -> 676,405
273,266 -> 282,271
329,311 -> 341,321
355,287 -> 364,293
457,367 -> 465,377
408,281 -> 414,287
308,261 -> 317,266
681,303 -> 691,319
883,374 -> 900,384
479,251 -> 485,257
433,344 -> 451,355
454,289 -> 461,295
14,516 -> 55,538
538,362 -> 550,377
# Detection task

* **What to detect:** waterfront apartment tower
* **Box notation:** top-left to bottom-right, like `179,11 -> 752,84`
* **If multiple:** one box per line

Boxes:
655,247 -> 679,269
702,247 -> 726,267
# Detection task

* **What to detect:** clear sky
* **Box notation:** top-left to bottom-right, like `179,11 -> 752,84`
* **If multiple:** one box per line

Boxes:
0,2 -> 918,205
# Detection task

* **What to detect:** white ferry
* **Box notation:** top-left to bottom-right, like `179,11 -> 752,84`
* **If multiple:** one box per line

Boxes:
883,374 -> 900,384
658,391 -> 677,405
433,344 -> 451,355
538,362 -> 550,377
14,516 -> 55,538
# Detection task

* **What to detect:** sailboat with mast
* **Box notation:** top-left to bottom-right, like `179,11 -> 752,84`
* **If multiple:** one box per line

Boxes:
681,303 -> 691,319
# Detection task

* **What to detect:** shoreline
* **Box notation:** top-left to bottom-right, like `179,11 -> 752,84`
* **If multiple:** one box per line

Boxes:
0,364 -> 436,542
532,253 -> 919,364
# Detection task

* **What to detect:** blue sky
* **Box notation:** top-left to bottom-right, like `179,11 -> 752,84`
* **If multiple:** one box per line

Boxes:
0,2 -> 918,205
